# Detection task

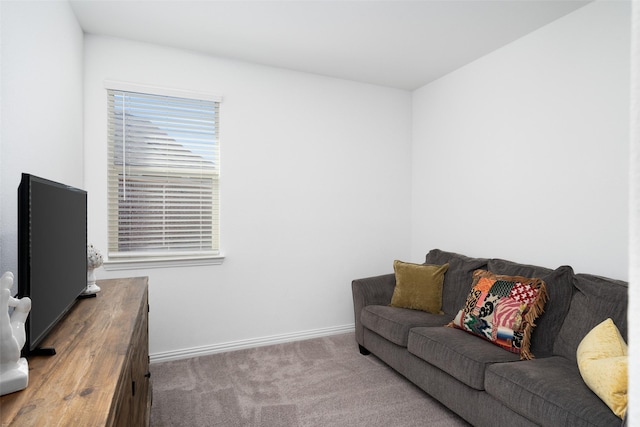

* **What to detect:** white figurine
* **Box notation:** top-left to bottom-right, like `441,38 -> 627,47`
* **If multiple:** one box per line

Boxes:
83,244 -> 103,296
0,271 -> 31,395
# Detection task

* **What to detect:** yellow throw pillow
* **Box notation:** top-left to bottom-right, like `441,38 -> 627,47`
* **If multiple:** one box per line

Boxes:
390,260 -> 449,314
576,318 -> 628,419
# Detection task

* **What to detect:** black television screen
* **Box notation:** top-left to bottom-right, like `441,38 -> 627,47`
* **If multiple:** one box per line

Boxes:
18,173 -> 87,356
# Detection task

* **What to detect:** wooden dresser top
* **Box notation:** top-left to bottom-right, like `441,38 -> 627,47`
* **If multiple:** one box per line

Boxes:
0,277 -> 148,427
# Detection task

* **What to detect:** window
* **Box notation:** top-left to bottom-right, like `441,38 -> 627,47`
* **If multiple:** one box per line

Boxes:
106,82 -> 222,266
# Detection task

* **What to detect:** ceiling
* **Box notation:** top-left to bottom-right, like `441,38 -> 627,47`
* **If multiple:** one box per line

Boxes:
69,0 -> 591,91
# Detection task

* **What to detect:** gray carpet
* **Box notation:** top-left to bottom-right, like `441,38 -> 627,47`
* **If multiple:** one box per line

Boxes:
150,332 -> 470,426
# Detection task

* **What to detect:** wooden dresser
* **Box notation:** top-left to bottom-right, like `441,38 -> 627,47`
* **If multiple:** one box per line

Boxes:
0,277 -> 151,426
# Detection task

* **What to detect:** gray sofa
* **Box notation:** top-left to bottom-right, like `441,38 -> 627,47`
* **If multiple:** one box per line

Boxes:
352,249 -> 627,427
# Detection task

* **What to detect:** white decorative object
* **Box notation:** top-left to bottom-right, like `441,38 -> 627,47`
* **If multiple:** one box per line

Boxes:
0,271 -> 31,396
84,244 -> 104,296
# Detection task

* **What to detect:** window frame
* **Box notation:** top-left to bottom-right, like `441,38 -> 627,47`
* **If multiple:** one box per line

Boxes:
103,81 -> 224,270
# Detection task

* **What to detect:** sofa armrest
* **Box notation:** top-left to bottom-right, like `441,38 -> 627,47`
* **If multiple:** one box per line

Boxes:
351,273 -> 396,347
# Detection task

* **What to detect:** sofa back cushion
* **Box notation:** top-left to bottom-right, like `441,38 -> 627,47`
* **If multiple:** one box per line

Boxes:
529,266 -> 575,357
553,273 -> 628,363
487,258 -> 575,358
425,249 -> 488,316
487,258 -> 553,279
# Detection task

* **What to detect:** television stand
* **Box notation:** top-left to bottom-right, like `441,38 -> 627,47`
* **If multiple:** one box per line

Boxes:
0,277 -> 151,426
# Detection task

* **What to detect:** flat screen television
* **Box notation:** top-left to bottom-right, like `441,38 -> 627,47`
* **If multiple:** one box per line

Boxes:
18,173 -> 87,356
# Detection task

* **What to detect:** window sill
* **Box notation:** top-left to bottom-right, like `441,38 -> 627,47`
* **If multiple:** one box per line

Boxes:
103,255 -> 225,270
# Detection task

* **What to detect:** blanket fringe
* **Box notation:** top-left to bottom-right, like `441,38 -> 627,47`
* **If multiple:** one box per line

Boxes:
520,280 -> 549,360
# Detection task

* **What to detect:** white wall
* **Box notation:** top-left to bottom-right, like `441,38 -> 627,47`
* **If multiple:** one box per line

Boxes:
83,36 -> 412,358
411,1 -> 630,280
0,1 -> 84,288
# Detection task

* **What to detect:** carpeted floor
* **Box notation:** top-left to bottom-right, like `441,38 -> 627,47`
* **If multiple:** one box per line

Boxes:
150,332 -> 470,427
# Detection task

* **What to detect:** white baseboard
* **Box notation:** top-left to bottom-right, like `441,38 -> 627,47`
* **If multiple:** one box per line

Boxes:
150,323 -> 356,363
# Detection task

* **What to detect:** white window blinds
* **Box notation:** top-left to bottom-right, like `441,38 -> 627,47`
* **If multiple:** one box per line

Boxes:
107,87 -> 220,261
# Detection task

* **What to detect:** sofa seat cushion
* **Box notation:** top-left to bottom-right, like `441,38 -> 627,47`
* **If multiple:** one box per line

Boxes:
485,356 -> 621,427
407,326 -> 519,390
360,305 -> 453,347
